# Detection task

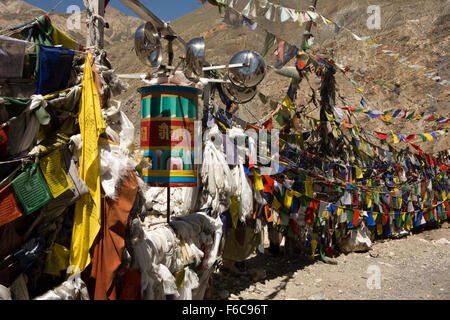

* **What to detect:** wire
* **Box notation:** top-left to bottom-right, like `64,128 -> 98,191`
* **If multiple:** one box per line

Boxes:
47,0 -> 66,14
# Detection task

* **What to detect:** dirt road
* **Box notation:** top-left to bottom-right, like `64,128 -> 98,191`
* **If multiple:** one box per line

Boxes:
212,222 -> 450,300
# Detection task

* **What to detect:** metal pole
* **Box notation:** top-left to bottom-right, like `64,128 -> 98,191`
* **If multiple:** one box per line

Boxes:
118,0 -> 186,51
167,186 -> 171,224
86,0 -> 105,49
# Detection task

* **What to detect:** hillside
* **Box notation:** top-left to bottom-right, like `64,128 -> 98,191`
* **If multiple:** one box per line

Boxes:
1,0 -> 448,154
0,0 -> 142,46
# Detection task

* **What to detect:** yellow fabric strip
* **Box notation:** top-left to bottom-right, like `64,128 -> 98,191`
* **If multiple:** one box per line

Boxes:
282,95 -> 296,111
230,195 -> 239,229
40,149 -> 72,198
44,243 -> 70,277
377,224 -> 383,235
254,170 -> 264,191
52,26 -> 77,50
69,55 -> 106,274
284,189 -> 294,209
311,239 -> 317,258
355,166 -> 363,179
305,176 -> 313,198
272,196 -> 282,210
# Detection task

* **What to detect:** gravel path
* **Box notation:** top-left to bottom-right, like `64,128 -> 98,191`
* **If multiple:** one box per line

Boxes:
213,222 -> 450,300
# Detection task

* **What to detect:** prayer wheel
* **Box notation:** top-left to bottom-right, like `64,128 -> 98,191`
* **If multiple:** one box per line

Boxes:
139,85 -> 200,187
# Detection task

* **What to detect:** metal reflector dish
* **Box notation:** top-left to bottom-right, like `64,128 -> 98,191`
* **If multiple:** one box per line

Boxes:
221,74 -> 257,104
228,50 -> 266,88
185,37 -> 206,80
134,22 -> 163,69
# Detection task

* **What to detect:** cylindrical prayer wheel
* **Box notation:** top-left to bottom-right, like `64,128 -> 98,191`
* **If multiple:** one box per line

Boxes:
139,85 -> 200,187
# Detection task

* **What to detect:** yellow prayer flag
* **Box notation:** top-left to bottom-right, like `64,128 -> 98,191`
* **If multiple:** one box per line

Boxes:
356,87 -> 364,94
406,218 -> 413,230
230,195 -> 240,229
175,269 -> 186,288
366,192 -> 373,208
69,55 -> 106,274
423,133 -> 434,141
391,131 -> 400,144
44,243 -> 70,277
284,189 -> 294,209
272,196 -> 282,210
377,224 -> 383,235
52,26 -> 77,50
254,170 -> 264,191
295,10 -> 303,26
282,94 -> 296,111
305,177 -> 313,198
355,167 -> 363,179
336,206 -> 343,216
372,212 -> 378,222
311,239 -> 318,258
40,149 -> 72,198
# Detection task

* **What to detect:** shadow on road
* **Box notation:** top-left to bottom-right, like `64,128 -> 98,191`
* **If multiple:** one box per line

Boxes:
211,251 -> 318,300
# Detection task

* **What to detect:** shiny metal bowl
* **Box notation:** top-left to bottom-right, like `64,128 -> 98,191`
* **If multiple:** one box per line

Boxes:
221,74 -> 258,104
228,50 -> 266,88
134,22 -> 163,69
185,37 -> 206,79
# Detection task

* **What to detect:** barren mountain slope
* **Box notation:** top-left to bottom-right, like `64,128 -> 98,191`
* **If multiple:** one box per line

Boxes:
1,0 -> 448,153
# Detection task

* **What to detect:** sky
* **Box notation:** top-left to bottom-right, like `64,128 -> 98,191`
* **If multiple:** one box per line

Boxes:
23,0 -> 203,22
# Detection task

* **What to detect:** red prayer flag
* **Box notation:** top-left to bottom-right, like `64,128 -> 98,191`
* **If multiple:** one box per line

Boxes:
274,38 -> 285,62
262,117 -> 273,131
263,175 -> 274,194
353,209 -> 360,227
405,134 -> 415,142
375,131 -> 388,140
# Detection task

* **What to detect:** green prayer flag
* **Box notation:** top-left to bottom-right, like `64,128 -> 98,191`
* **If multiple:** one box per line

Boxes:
2,97 -> 31,118
373,192 -> 380,205
303,38 -> 309,50
319,243 -> 326,260
273,108 -> 285,126
406,112 -> 415,119
260,31 -> 277,57
346,209 -> 353,224
418,134 -> 427,142
392,197 -> 398,209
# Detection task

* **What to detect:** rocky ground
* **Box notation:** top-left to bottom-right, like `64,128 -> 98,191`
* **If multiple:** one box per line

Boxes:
212,222 -> 450,300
